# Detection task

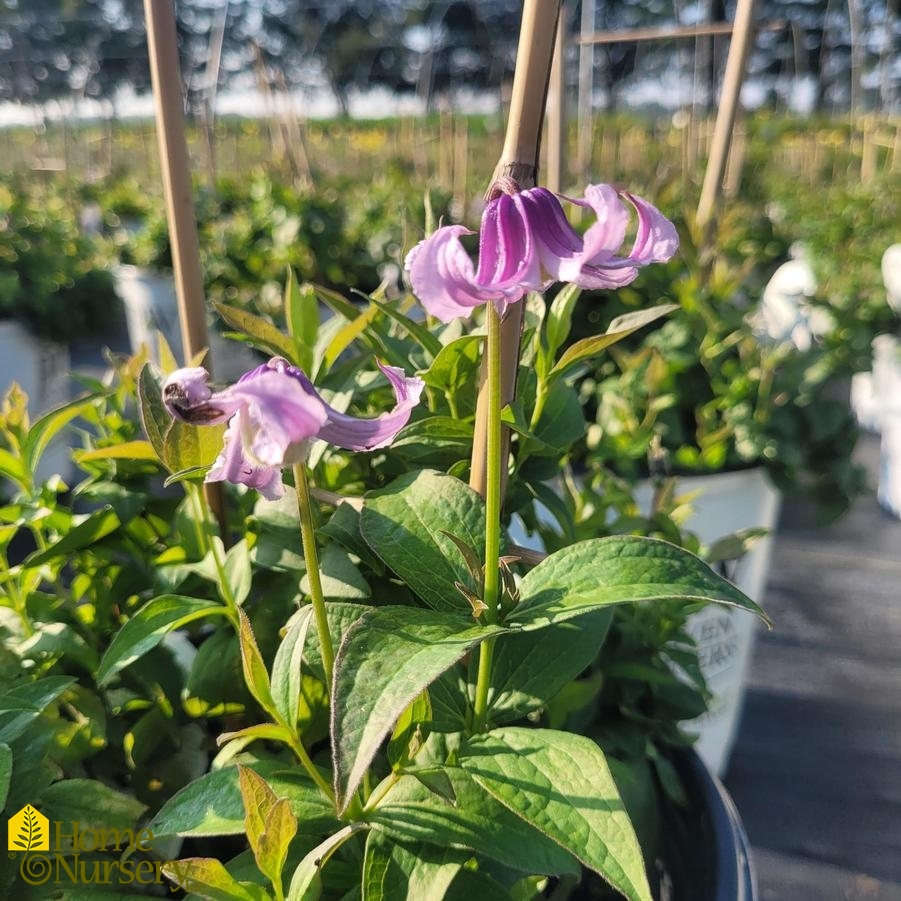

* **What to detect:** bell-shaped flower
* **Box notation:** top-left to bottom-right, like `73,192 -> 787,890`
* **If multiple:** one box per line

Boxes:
405,181 -> 679,323
163,356 -> 424,499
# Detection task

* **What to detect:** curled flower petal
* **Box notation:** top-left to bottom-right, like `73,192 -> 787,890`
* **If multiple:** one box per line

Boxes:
404,182 -> 679,321
406,225 -> 519,324
316,361 -> 425,451
560,186 -> 680,288
161,356 -> 423,498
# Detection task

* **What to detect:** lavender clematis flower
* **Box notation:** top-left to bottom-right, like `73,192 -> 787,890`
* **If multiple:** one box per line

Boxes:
163,357 -> 424,500
404,180 -> 679,323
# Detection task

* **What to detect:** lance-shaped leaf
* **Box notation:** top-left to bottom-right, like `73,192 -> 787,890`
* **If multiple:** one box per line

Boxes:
97,596 -> 230,685
163,857 -> 270,901
214,300 -> 298,361
510,536 -> 769,631
360,470 -> 487,612
239,766 -> 298,892
331,606 -> 506,811
550,304 -> 677,378
286,823 -> 367,901
487,611 -> 613,724
459,726 -> 651,901
237,609 -> 278,719
362,830 -> 467,901
271,606 -> 314,730
285,270 -> 319,374
367,767 -> 579,877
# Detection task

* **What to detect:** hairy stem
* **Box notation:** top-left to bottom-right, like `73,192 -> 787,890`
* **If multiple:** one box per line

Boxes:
293,462 -> 335,691
472,304 -> 503,732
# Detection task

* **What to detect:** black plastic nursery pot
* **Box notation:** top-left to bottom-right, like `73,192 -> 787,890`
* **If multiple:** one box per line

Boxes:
655,750 -> 757,901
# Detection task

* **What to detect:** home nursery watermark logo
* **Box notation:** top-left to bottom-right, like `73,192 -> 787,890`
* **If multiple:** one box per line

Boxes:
6,805 -> 190,891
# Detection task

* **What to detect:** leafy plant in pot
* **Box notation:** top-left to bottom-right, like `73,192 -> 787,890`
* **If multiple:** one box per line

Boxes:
549,211 -> 865,775
1,7 -> 766,901
0,177 -> 766,901
127,168 -> 765,898
0,177 -> 123,486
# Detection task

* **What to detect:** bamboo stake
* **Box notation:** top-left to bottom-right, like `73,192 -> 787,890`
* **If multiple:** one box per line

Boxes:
469,0 -> 562,499
545,2 -> 568,194
144,0 -> 226,533
144,0 -> 211,366
696,0 -> 757,244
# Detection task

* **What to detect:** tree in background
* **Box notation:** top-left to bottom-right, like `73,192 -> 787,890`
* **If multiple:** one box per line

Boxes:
0,0 -> 895,118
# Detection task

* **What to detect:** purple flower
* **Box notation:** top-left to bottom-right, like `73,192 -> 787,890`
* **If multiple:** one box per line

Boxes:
163,357 -> 424,499
404,181 -> 679,323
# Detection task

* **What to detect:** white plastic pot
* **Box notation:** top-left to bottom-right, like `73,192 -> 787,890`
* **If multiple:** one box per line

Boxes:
509,466 -> 781,777
0,320 -> 71,489
634,469 -> 781,776
114,265 -> 260,381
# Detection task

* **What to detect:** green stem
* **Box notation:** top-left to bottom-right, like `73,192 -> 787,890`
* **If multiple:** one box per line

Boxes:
293,462 -> 335,691
472,304 -> 504,733
189,484 -> 238,617
361,772 -> 400,815
482,304 -> 503,619
471,635 -> 496,733
286,733 -> 335,806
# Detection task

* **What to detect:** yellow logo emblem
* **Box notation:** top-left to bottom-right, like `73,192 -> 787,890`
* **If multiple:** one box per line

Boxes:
8,805 -> 49,852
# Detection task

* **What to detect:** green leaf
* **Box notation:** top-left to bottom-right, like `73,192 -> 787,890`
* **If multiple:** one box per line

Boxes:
459,727 -> 651,901
225,538 -> 253,606
705,527 -> 769,565
239,766 -> 297,891
286,824 -> 366,901
544,284 -> 582,361
2,676 -> 75,711
163,857 -> 270,901
360,470 -> 487,612
488,612 -> 613,724
367,296 -> 443,358
24,506 -> 120,566
301,602 -> 370,684
214,301 -> 297,360
97,596 -> 229,685
0,743 -> 12,810
510,536 -> 770,631
0,447 -> 27,487
368,768 -> 579,877
40,778 -> 146,833
312,283 -> 362,322
550,304 -> 677,378
271,607 -> 313,730
362,831 -> 465,901
387,692 -> 431,770
218,723 -> 294,748
420,335 -> 482,394
237,609 -> 278,719
286,272 -> 319,373
75,440 -> 160,463
300,543 -> 370,599
24,395 -> 101,475
137,363 -> 169,462
324,304 -> 380,370
390,417 -> 474,462
332,606 -> 505,811
147,763 -> 336,841
531,381 -> 585,452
